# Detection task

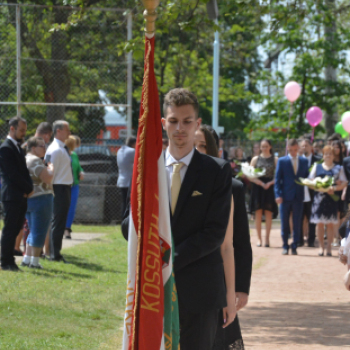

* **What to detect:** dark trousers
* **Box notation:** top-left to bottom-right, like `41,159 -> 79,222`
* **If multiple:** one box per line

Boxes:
301,199 -> 316,246
1,198 -> 27,266
179,303 -> 219,350
50,185 -> 71,259
280,199 -> 304,251
120,187 -> 129,218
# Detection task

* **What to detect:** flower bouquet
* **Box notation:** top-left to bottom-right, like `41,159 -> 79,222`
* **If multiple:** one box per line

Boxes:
295,176 -> 339,201
236,162 -> 266,180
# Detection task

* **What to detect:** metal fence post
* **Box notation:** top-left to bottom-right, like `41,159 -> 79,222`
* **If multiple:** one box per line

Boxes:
126,12 -> 133,138
16,5 -> 21,117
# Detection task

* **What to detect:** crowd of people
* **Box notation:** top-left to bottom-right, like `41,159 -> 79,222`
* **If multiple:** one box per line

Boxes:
220,135 -> 350,257
0,117 -> 84,271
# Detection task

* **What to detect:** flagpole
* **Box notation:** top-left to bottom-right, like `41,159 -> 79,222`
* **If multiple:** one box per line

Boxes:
142,0 -> 160,36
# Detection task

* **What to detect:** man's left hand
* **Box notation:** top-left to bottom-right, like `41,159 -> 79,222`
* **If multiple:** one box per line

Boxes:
236,292 -> 249,311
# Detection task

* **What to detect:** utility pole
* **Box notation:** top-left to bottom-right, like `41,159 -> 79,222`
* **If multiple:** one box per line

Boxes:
207,0 -> 224,135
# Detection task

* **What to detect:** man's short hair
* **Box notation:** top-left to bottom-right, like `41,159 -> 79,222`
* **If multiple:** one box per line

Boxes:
36,122 -> 52,135
126,136 -> 137,147
287,138 -> 298,147
300,138 -> 312,146
163,88 -> 199,118
8,116 -> 26,130
53,120 -> 68,136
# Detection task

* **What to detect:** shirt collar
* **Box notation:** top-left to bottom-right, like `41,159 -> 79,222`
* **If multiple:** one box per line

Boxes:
54,138 -> 65,148
7,135 -> 19,147
288,153 -> 298,160
304,153 -> 312,161
165,147 -> 195,167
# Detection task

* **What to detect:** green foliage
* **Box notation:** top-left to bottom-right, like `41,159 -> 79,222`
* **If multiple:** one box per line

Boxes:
249,0 -> 350,139
0,227 -> 127,349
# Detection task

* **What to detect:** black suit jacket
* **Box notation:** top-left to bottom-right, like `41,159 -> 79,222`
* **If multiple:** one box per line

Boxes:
343,156 -> 350,204
171,150 -> 232,312
122,150 -> 232,313
0,138 -> 33,201
232,179 -> 252,295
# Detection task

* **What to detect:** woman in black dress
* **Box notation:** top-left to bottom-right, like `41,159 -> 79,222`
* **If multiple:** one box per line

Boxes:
195,125 -> 253,350
249,139 -> 278,247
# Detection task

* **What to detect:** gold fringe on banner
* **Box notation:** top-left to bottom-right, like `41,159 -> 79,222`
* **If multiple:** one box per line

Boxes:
131,38 -> 151,350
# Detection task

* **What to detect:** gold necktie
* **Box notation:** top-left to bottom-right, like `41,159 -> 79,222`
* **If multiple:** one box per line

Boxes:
171,162 -> 184,214
293,158 -> 297,174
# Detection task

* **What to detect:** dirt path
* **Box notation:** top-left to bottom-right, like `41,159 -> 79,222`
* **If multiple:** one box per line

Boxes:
239,225 -> 350,349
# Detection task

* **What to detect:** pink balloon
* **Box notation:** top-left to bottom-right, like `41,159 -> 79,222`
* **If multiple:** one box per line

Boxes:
284,81 -> 301,102
306,106 -> 323,127
342,114 -> 350,133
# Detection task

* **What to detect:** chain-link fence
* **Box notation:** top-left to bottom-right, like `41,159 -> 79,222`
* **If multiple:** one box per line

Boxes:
0,3 -> 132,224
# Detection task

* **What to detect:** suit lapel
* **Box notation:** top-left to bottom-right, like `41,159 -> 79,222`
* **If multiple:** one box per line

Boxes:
172,149 -> 202,224
6,139 -> 25,164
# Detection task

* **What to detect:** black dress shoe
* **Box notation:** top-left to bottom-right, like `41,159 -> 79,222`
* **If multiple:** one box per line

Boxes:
308,242 -> 315,248
1,264 -> 21,272
282,249 -> 289,255
49,256 -> 71,264
13,249 -> 23,257
291,249 -> 298,255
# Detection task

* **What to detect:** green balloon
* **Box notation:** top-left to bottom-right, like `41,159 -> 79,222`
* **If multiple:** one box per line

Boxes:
341,111 -> 350,122
335,121 -> 348,138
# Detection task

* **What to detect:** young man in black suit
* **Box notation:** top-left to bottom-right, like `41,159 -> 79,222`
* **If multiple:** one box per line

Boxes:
161,88 -> 232,350
0,116 -> 33,271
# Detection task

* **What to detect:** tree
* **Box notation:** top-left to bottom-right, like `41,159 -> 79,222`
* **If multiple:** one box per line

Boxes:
249,0 -> 350,139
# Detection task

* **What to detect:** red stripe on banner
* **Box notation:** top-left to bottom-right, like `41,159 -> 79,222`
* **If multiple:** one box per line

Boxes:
129,36 -> 164,350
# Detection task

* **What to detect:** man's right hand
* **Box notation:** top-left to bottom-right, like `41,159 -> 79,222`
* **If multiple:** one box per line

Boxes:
276,197 -> 283,204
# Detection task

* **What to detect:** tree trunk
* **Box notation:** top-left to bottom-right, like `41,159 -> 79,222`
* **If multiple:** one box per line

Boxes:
46,8 -> 70,124
324,0 -> 338,137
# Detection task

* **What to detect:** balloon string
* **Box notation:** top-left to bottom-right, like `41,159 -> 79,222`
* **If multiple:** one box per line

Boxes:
311,128 -> 314,142
286,102 -> 293,155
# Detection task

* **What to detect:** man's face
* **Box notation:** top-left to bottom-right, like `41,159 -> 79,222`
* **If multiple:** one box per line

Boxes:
41,132 -> 52,145
13,121 -> 27,143
161,105 -> 201,151
57,124 -> 71,141
288,144 -> 299,157
300,141 -> 312,156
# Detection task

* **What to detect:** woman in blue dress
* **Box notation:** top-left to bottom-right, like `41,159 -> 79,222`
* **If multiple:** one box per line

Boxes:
309,145 -> 347,256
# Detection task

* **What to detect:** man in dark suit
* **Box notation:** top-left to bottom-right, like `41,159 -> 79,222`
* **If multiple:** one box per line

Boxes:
275,138 -> 309,255
123,89 -> 232,350
300,138 -> 321,247
161,88 -> 232,350
0,116 -> 33,271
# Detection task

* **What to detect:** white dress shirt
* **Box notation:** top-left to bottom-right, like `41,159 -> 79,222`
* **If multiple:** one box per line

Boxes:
45,138 -> 73,185
7,135 -> 21,152
288,153 -> 299,173
304,153 -> 312,167
165,148 -> 195,204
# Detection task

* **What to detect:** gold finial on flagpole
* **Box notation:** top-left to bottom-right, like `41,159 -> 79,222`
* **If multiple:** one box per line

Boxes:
141,0 -> 160,34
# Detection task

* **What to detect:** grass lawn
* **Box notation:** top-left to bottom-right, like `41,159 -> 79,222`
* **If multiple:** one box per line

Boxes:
0,225 -> 128,349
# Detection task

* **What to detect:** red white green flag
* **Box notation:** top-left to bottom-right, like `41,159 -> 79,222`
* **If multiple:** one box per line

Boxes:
122,35 -> 180,350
